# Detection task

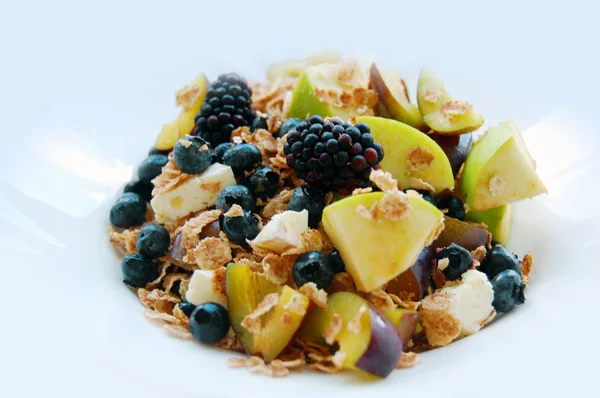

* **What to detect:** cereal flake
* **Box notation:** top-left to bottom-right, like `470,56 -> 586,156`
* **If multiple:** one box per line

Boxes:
241,293 -> 280,334
406,146 -> 435,174
324,314 -> 343,345
298,282 -> 328,309
488,173 -> 506,196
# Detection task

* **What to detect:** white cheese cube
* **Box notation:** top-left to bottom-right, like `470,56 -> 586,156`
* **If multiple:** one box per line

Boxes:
151,163 -> 235,223
251,210 -> 309,253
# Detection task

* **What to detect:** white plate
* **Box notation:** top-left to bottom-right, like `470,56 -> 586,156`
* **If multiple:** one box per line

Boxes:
1,1 -> 599,397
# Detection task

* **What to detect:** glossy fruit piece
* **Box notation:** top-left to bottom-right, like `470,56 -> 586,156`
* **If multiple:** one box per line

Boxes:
300,292 -> 402,378
110,192 -> 147,228
287,72 -> 332,119
226,263 -> 281,354
226,264 -> 309,360
136,224 -> 170,259
260,286 -> 310,362
124,179 -> 153,202
356,116 -> 454,194
216,184 -> 256,213
292,251 -> 335,290
416,67 -> 484,134
287,62 -> 371,121
466,204 -> 512,245
222,143 -> 262,176
138,154 -> 169,183
121,253 -> 159,288
369,63 -> 426,131
460,121 -> 547,211
220,211 -> 260,245
437,243 -> 472,281
189,302 -> 230,345
323,192 -> 444,292
173,136 -> 212,174
479,244 -> 521,280
155,73 -> 208,150
490,269 -> 526,313
430,132 -> 473,176
383,308 -> 420,346
287,186 -> 325,228
386,246 -> 434,300
432,216 -> 489,251
437,195 -> 465,221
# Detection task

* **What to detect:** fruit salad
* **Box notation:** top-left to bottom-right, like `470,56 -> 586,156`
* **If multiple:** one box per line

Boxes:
108,56 -> 545,379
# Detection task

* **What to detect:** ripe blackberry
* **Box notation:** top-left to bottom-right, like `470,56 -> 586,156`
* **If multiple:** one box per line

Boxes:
283,116 -> 384,192
193,73 -> 254,146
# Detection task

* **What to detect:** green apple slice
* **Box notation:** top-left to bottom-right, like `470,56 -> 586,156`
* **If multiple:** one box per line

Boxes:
417,67 -> 484,135
287,72 -> 332,119
369,63 -> 427,131
323,192 -> 444,292
466,204 -> 512,245
460,121 -> 547,211
287,62 -> 374,120
356,116 -> 454,193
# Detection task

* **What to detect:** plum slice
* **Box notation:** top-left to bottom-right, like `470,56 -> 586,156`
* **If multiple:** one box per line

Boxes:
299,292 -> 403,378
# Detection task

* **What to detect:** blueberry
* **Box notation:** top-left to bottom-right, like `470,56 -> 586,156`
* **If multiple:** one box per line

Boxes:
437,243 -> 472,280
220,211 -> 260,245
245,166 -> 280,200
121,253 -> 159,288
178,301 -> 196,318
136,224 -> 170,259
213,142 -> 234,164
216,184 -> 256,213
222,143 -> 262,175
173,136 -> 212,174
138,154 -> 168,182
110,192 -> 147,228
437,195 -> 465,220
480,244 -> 521,280
251,114 -> 269,131
491,270 -> 526,313
329,249 -> 345,273
416,190 -> 437,207
292,251 -> 334,290
288,186 -> 325,228
148,147 -> 169,156
124,180 -> 153,202
189,302 -> 230,344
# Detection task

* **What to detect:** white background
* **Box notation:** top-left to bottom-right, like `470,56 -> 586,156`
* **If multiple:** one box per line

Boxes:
1,1 -> 599,397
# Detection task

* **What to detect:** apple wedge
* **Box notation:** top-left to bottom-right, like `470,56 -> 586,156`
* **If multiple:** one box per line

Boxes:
417,67 -> 484,135
155,73 -> 208,150
299,292 -> 403,378
466,204 -> 512,245
226,263 -> 310,361
356,116 -> 454,193
460,121 -> 547,211
323,192 -> 444,292
369,63 -> 427,131
286,61 -> 376,120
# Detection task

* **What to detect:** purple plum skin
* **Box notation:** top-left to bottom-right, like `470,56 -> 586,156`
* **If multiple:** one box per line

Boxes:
355,305 -> 403,378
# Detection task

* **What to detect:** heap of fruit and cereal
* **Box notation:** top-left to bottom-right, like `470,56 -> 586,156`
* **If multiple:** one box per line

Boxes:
108,55 -> 546,378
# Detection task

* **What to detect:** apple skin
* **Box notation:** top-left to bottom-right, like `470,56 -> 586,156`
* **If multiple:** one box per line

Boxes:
323,192 -> 444,292
356,116 -> 455,194
386,246 -> 434,300
416,67 -> 484,135
432,216 -> 489,251
465,204 -> 512,245
369,63 -> 427,131
286,72 -> 332,119
430,132 -> 473,176
460,121 -> 547,211
354,305 -> 403,378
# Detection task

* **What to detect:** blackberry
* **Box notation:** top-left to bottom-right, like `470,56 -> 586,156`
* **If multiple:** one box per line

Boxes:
283,116 -> 383,192
193,73 -> 254,146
